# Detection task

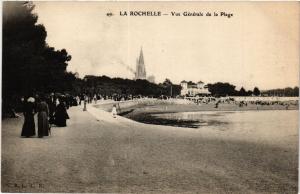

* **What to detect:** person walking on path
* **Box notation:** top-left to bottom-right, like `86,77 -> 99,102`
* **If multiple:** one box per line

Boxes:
48,93 -> 56,126
37,95 -> 50,138
83,95 -> 88,111
112,104 -> 117,118
93,94 -> 97,104
54,98 -> 69,127
21,97 -> 36,137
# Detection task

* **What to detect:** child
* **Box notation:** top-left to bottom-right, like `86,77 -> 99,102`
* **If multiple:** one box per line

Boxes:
112,104 -> 117,118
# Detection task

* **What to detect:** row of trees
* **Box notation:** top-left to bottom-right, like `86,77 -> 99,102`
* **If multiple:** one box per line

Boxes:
72,77 -> 266,98
206,82 -> 260,97
261,87 -> 299,97
78,76 -> 181,97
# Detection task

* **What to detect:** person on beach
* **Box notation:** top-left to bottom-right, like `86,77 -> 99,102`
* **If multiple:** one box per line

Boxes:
37,95 -> 50,138
215,101 -> 219,108
54,98 -> 69,127
112,104 -> 117,118
21,97 -> 36,137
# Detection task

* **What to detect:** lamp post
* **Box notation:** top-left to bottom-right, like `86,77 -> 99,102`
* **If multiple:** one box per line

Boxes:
83,95 -> 87,111
83,78 -> 87,111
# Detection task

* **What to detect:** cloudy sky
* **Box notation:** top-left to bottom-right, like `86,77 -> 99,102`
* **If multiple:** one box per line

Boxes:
34,2 -> 299,90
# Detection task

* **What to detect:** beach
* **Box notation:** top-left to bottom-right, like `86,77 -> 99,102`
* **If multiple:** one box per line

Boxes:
95,99 -> 298,128
1,101 -> 298,193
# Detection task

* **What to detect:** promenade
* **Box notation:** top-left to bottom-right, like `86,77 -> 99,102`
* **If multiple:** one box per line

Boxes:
1,104 -> 298,193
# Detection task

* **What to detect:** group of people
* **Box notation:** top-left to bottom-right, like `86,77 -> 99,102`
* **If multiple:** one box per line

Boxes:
75,93 -> 150,105
21,94 -> 69,138
186,96 -> 298,109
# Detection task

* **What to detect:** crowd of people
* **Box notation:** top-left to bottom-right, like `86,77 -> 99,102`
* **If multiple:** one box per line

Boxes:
20,93 -> 70,138
185,96 -> 299,109
8,92 -> 136,138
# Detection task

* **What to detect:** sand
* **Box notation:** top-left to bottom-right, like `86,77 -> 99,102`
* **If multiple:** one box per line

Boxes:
1,103 -> 298,193
95,99 -> 298,114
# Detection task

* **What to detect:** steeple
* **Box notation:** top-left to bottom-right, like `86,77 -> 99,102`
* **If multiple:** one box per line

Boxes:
135,46 -> 146,80
138,47 -> 144,65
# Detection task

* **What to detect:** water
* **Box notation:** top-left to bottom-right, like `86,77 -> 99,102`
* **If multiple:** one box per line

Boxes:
140,110 -> 299,131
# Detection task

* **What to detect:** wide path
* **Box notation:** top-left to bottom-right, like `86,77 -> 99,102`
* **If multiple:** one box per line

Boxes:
1,105 -> 298,193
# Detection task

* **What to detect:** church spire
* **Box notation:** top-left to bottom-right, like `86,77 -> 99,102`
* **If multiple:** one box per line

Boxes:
139,47 -> 144,65
135,46 -> 146,80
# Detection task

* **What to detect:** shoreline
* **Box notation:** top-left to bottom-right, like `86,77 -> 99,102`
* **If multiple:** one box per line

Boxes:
94,99 -> 298,112
93,100 -> 299,128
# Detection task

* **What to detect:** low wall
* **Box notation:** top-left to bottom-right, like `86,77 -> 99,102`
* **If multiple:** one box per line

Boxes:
93,98 -> 193,113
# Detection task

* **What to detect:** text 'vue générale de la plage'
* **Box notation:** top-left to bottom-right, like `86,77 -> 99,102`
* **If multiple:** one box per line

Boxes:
117,11 -> 234,18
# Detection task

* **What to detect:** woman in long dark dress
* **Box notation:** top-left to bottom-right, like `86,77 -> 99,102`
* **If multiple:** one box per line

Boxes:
54,98 -> 69,127
21,97 -> 36,137
37,96 -> 50,138
47,94 -> 56,126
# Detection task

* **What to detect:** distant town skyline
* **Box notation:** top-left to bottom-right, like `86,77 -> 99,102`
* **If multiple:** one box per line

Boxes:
34,2 -> 299,90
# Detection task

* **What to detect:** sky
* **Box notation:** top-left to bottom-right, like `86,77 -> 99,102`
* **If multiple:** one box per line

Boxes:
33,2 -> 299,90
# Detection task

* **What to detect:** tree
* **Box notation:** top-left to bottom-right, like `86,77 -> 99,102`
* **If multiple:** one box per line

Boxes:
162,78 -> 173,96
207,82 -> 237,97
162,78 -> 172,86
253,87 -> 261,96
247,90 -> 253,96
293,87 -> 299,96
171,85 -> 182,96
3,2 -> 74,97
3,2 -> 45,96
239,87 -> 247,96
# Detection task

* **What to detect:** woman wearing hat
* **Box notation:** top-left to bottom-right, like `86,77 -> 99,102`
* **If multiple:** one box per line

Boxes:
21,97 -> 36,137
54,97 -> 69,127
37,95 -> 50,138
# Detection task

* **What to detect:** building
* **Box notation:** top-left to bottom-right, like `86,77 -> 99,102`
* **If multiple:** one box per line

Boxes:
147,75 -> 155,83
135,47 -> 146,80
180,80 -> 210,96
